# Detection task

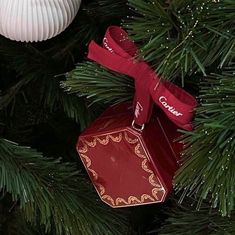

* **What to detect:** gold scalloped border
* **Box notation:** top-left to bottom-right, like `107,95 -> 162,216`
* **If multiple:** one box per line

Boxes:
78,131 -> 165,207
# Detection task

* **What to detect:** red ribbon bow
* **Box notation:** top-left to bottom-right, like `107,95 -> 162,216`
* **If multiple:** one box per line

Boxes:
88,26 -> 197,130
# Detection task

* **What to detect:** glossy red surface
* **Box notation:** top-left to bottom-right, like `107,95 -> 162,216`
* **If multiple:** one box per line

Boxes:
77,102 -> 182,208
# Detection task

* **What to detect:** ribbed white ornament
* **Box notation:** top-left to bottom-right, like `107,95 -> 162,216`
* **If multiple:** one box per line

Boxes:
0,0 -> 82,42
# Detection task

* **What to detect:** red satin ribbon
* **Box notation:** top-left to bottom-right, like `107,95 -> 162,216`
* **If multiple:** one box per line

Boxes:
88,26 -> 197,130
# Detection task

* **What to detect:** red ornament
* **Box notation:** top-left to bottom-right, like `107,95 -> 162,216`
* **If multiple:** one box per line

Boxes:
76,26 -> 197,208
77,103 -> 181,208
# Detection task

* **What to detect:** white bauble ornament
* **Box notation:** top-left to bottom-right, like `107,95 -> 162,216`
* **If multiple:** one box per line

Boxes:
0,0 -> 82,42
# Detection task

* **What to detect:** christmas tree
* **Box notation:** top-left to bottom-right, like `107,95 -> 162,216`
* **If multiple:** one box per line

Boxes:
1,0 -> 235,234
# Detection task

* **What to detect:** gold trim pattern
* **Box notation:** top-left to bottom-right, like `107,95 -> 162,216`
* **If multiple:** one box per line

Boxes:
149,174 -> 161,188
97,184 -> 105,195
80,154 -> 91,167
135,144 -> 146,159
88,169 -> 98,180
124,132 -> 138,144
84,133 -> 122,147
78,131 -> 165,207
115,193 -> 157,205
79,145 -> 88,154
102,195 -> 115,206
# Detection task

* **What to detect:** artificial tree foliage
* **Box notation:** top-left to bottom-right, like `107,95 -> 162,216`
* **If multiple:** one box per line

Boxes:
0,139 -> 129,235
0,0 -> 131,234
1,0 -> 235,234
158,198 -> 235,235
125,0 -> 235,82
63,62 -> 134,105
175,66 -> 235,217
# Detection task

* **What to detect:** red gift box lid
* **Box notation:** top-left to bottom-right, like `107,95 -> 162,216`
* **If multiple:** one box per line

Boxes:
77,103 -> 181,208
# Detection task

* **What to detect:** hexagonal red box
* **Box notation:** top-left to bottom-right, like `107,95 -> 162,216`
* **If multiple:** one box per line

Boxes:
77,102 -> 181,208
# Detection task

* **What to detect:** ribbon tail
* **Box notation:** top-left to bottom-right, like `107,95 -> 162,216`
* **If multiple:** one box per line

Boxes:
150,81 -> 197,131
88,41 -> 139,78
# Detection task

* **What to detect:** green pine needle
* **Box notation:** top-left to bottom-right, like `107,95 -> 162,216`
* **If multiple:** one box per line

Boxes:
158,199 -> 235,235
125,0 -> 235,81
62,62 -> 134,105
0,139 -> 129,235
175,66 -> 235,217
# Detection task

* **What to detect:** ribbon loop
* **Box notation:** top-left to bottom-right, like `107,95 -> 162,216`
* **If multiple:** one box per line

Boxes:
87,26 -> 197,131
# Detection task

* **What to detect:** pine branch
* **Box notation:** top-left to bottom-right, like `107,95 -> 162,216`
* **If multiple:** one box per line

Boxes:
158,199 -> 235,235
125,0 -> 235,80
62,62 -> 134,105
0,41 -> 49,112
0,37 -> 63,108
0,139 -> 129,235
0,38 -> 91,129
60,94 -> 92,130
0,0 -> 130,123
39,76 -> 92,130
175,65 -> 235,216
